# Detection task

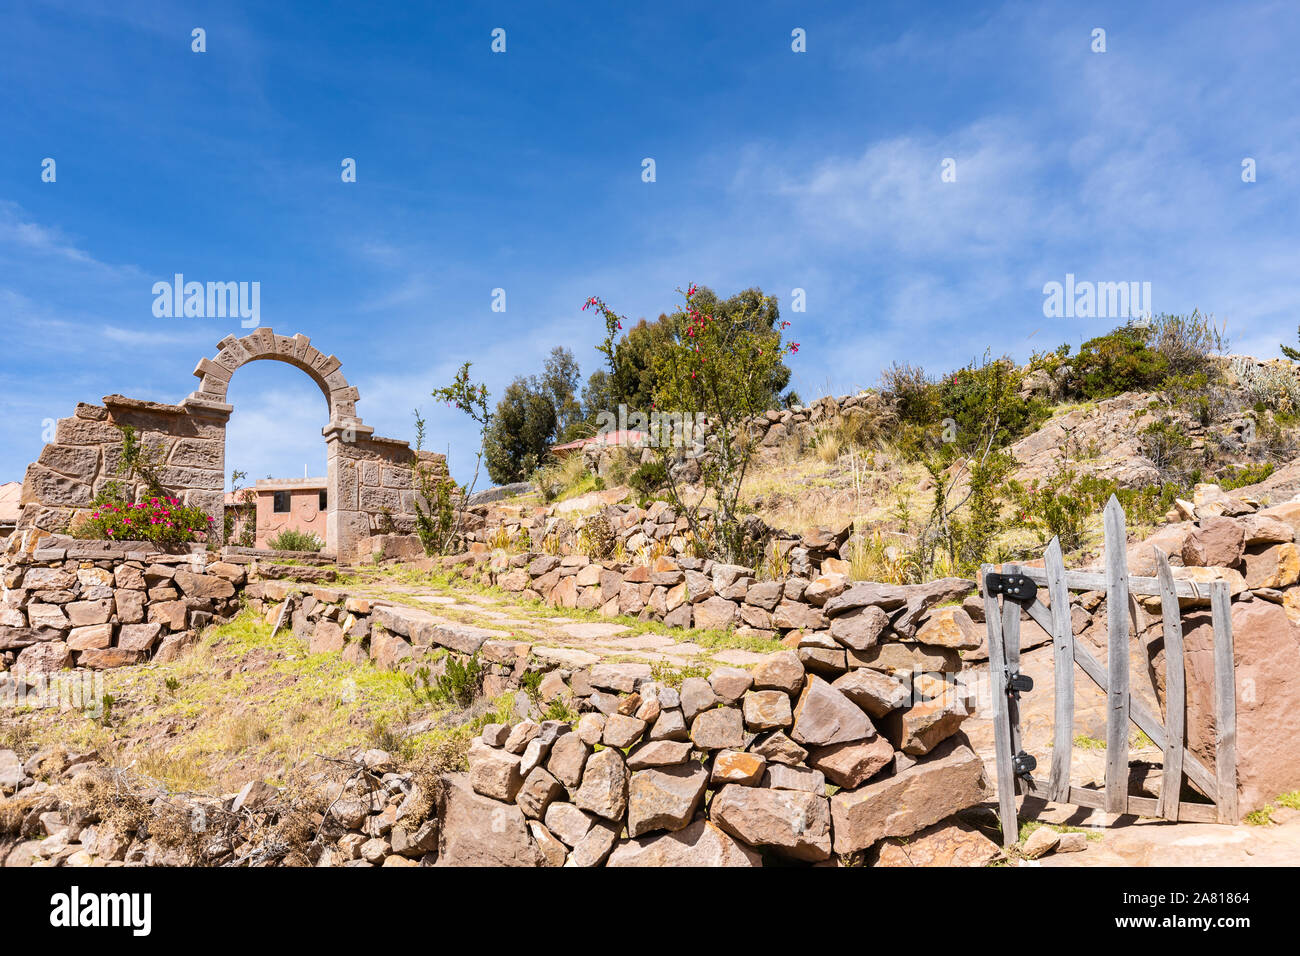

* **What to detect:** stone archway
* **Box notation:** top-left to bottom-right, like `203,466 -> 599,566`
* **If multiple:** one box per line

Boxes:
18,328 -> 443,565
185,329 -> 375,559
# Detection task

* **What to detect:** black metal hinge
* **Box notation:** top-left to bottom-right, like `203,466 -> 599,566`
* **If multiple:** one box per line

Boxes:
1012,751 -> 1037,777
1007,671 -> 1033,695
985,571 -> 1036,602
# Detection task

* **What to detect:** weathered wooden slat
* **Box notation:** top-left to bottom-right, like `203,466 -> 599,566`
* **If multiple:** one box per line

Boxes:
982,564 -> 1019,848
1001,563 -> 1025,779
1103,496 -> 1131,815
1015,565 -> 1203,599
1211,581 -> 1239,824
1025,778 -> 1219,823
1043,538 -> 1075,803
1026,599 -> 1219,803
1154,548 -> 1186,821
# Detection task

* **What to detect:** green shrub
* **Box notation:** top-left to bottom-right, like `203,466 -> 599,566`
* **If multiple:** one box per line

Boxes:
1220,462 -> 1275,490
1010,468 -> 1093,553
628,460 -> 668,495
1138,417 -> 1192,470
71,494 -> 214,545
1068,324 -> 1169,399
266,528 -> 324,552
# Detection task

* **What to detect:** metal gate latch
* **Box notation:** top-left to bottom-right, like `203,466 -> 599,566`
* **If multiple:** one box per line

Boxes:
984,571 -> 1036,602
1012,751 -> 1037,777
1007,671 -> 1033,695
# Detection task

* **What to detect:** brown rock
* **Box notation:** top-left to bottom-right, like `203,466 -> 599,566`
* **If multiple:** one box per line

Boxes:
693,596 -> 738,630
572,747 -> 628,820
468,739 -> 524,801
627,762 -> 708,837
710,749 -> 767,786
873,820 -> 1001,867
1181,516 -> 1245,568
807,735 -> 895,789
516,767 -> 564,819
831,669 -> 910,717
1240,543 -> 1300,589
742,689 -> 793,730
546,732 -> 590,788
708,667 -> 753,703
117,622 -> 162,652
915,606 -> 983,650
751,730 -> 808,766
772,601 -> 828,631
66,624 -> 113,651
436,775 -> 544,867
791,675 -> 875,746
568,819 -> 619,866
626,739 -> 692,769
542,801 -> 594,847
830,735 -> 990,853
606,818 -> 763,867
882,699 -> 970,755
690,707 -> 744,750
711,785 -> 832,862
828,605 -> 890,651
751,649 -> 805,695
602,714 -> 647,749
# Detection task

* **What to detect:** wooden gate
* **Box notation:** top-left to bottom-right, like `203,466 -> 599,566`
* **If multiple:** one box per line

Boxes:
982,496 -> 1237,847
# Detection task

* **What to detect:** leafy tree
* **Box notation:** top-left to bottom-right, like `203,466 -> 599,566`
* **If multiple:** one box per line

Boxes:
588,286 -> 796,415
585,284 -> 798,562
542,346 -> 585,441
413,363 -> 491,554
482,376 -> 557,484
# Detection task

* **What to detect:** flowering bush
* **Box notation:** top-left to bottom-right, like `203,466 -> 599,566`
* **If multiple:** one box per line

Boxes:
72,495 -> 213,545
586,285 -> 797,562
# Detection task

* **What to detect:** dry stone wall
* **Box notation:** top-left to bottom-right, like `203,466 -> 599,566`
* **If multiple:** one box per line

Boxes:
0,537 -> 243,674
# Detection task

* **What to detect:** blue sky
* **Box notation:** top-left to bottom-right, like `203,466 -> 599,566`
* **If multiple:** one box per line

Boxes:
2,0 -> 1298,486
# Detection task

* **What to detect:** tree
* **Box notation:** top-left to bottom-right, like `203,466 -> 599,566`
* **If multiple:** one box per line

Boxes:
542,346 -> 585,441
588,286 -> 796,418
482,376 -> 557,484
413,363 -> 491,554
584,284 -> 798,562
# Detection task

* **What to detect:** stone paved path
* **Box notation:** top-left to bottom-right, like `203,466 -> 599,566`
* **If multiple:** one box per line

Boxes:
342,578 -> 772,674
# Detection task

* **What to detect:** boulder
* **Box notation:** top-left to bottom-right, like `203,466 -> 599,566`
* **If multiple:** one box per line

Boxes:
831,735 -> 990,853
1180,517 -> 1245,568
711,785 -> 832,862
436,775 -> 544,867
606,818 -> 763,867
791,675 -> 875,746
626,762 -> 709,837
872,820 -> 1002,867
807,735 -> 895,789
572,747 -> 628,820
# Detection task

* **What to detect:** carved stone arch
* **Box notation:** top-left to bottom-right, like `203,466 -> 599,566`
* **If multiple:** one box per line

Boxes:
186,328 -> 367,431
183,328 -> 376,561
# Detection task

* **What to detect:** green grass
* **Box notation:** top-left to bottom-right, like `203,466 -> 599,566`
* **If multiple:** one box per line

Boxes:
1244,790 -> 1300,826
0,609 -> 501,794
1073,734 -> 1106,751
